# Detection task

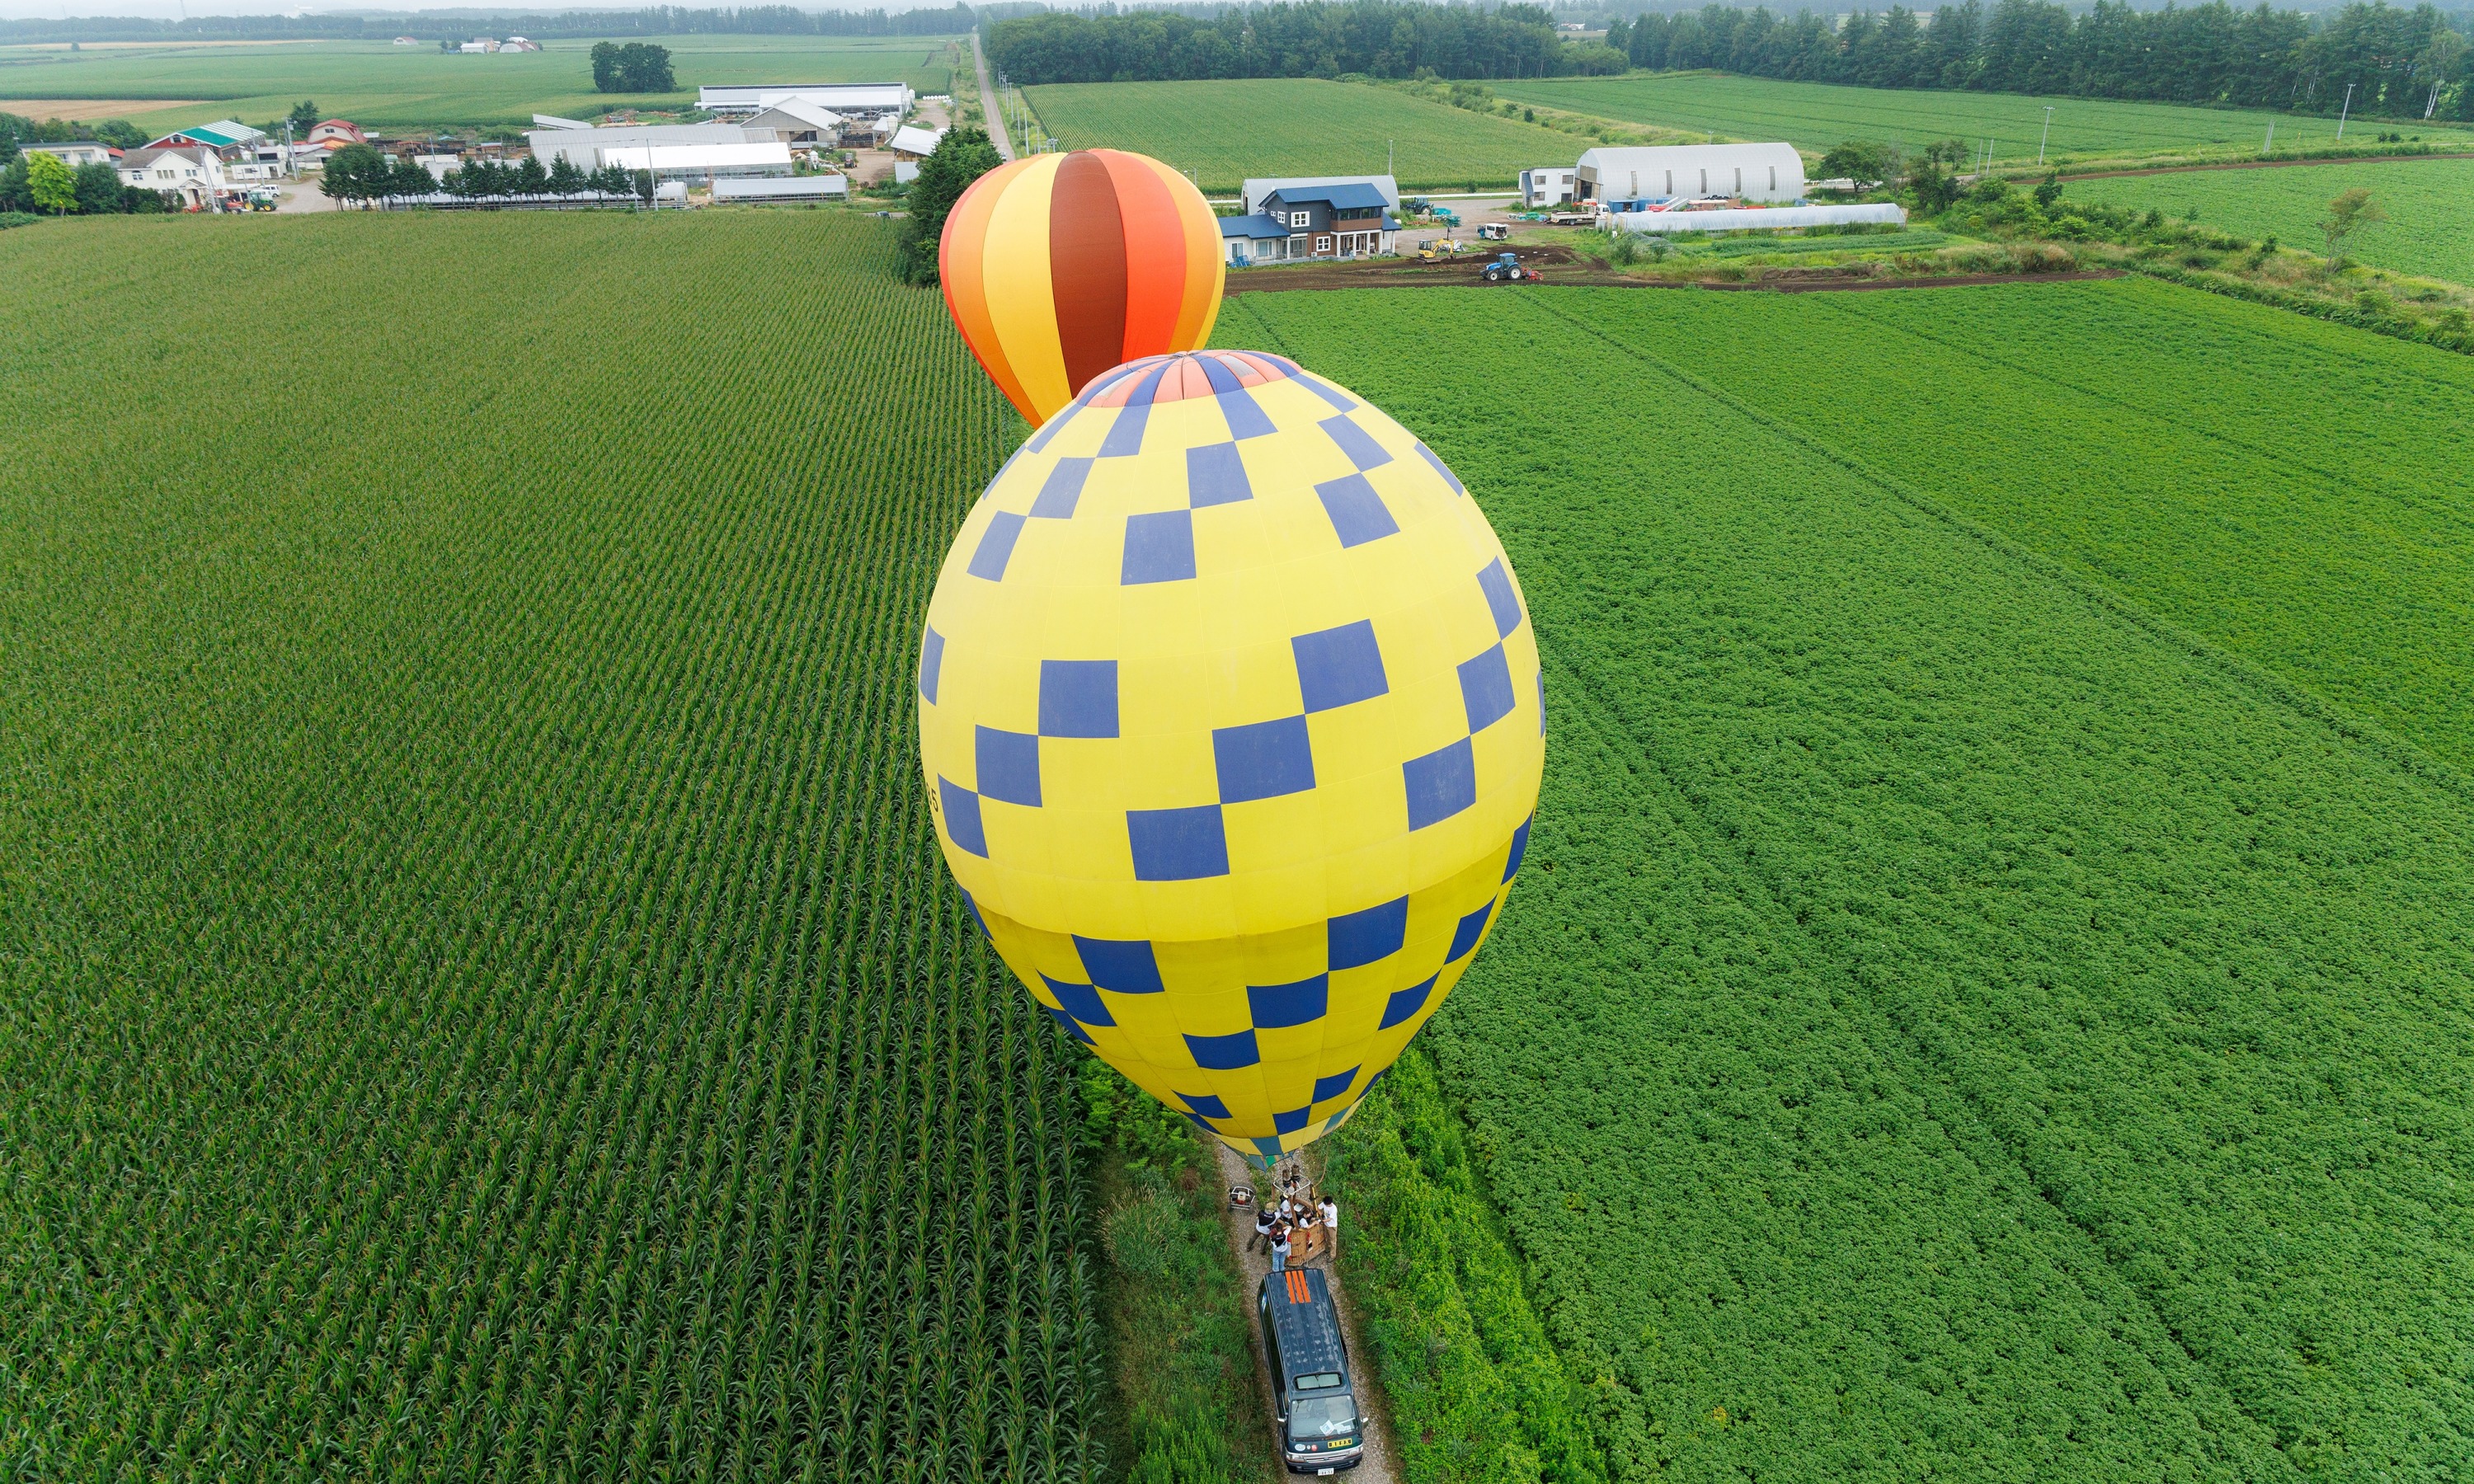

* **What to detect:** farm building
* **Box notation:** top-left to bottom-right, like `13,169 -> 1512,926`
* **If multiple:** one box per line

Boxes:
1240,173 -> 1399,217
713,175 -> 848,202
739,101 -> 845,147
1574,143 -> 1805,207
145,121 -> 290,182
889,124 -> 945,160
698,83 -> 913,117
527,124 -> 790,181
1222,180 -> 1400,265
1520,167 -> 1577,207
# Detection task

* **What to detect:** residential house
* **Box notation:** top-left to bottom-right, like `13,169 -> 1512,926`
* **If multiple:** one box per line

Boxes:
147,120 -> 289,182
119,144 -> 227,207
21,140 -> 117,168
307,120 -> 366,147
1220,180 -> 1399,265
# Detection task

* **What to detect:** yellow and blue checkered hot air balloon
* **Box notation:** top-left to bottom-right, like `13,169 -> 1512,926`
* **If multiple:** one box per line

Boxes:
919,349 -> 1545,1164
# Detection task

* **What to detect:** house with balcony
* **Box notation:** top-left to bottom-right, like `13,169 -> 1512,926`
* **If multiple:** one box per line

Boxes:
1220,178 -> 1400,265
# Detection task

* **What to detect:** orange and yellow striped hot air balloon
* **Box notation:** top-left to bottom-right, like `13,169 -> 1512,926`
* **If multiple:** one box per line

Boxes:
939,149 -> 1224,426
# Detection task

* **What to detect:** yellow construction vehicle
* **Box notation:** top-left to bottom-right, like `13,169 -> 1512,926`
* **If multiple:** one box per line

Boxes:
1418,237 -> 1465,261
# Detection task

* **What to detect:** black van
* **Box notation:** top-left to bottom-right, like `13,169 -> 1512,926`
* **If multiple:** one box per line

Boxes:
1256,1269 -> 1366,1474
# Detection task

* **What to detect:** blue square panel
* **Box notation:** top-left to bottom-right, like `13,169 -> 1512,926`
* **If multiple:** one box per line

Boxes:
1040,660 -> 1118,739
1327,896 -> 1407,970
1128,805 -> 1230,881
1313,1066 -> 1361,1102
1446,902 -> 1493,963
1299,374 -> 1357,412
1379,974 -> 1437,1031
1319,415 -> 1394,472
1415,441 -> 1465,495
1404,738 -> 1477,831
918,625 -> 944,704
1073,936 -> 1164,994
1214,716 -> 1315,803
1315,474 -> 1399,549
1122,510 -> 1197,585
938,777 -> 987,857
1503,815 -> 1532,882
1042,975 -> 1115,1027
1047,1007 -> 1095,1044
1477,557 -> 1522,639
1178,1091 -> 1232,1120
1031,457 -> 1094,519
1188,442 -> 1253,507
1458,644 -> 1516,733
975,726 -> 1042,807
968,511 -> 1028,582
1187,1029 -> 1260,1070
1187,1111 -> 1220,1134
1248,974 -> 1328,1030
1272,1106 -> 1311,1134
1291,620 -> 1388,713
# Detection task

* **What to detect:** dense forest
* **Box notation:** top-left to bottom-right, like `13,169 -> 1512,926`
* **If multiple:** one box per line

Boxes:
987,0 -> 2474,120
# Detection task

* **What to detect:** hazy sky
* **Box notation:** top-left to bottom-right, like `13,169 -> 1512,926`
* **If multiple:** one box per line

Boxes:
0,1 -> 968,22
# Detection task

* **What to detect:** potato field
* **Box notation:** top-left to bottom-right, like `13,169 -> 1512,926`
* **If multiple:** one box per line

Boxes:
0,213 -> 1097,1482
1225,284 -> 2474,1480
2072,157 -> 2474,284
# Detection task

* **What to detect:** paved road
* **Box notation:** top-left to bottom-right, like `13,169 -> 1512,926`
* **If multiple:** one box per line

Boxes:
972,28 -> 1014,162
1215,1143 -> 1399,1484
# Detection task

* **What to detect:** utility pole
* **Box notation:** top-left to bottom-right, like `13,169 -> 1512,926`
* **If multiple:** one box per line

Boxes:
2337,82 -> 2354,139
2037,106 -> 2053,165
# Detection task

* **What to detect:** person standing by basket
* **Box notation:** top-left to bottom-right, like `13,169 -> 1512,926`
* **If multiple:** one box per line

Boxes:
1269,1217 -> 1293,1273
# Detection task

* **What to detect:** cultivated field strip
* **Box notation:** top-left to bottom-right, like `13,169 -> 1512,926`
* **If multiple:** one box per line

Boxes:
1562,277 -> 2474,774
0,213 -> 1094,1482
1225,285 -> 2474,1478
2073,157 -> 2474,285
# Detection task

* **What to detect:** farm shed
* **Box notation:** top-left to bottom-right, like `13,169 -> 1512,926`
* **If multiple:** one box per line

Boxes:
698,83 -> 914,116
889,124 -> 946,160
1608,202 -> 1907,234
595,143 -> 795,180
714,175 -> 848,202
1576,143 -> 1805,205
740,101 -> 845,146
528,124 -> 764,177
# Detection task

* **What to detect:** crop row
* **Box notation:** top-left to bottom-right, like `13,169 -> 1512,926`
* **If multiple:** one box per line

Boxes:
1229,284 -> 2474,1478
0,213 -> 1096,1482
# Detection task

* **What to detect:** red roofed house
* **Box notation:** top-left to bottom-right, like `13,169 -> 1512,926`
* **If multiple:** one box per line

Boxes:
307,120 -> 367,147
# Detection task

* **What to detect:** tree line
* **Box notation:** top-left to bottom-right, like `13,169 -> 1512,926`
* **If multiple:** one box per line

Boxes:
319,143 -> 656,205
0,148 -> 173,215
0,4 -> 977,45
987,0 -> 2472,120
1613,0 -> 2472,120
988,1 -> 1585,83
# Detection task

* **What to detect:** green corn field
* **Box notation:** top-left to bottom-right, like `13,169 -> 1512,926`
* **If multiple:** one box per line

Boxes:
0,212 -> 1099,1482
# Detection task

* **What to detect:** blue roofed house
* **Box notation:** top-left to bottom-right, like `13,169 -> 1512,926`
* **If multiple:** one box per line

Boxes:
1221,176 -> 1401,265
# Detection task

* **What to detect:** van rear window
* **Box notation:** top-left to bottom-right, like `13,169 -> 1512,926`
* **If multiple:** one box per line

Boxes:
1295,1371 -> 1344,1392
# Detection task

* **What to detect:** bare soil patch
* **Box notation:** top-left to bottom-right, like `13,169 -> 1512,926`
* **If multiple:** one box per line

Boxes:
0,98 -> 213,118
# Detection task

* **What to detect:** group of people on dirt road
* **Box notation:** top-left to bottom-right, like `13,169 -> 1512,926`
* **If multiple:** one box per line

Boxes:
1247,1164 -> 1338,1274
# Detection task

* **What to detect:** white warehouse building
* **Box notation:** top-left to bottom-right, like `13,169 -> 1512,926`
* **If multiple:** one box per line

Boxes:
526,123 -> 793,181
1575,143 -> 1805,208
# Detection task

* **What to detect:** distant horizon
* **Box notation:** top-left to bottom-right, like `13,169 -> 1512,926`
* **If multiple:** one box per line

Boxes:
0,0 -> 980,25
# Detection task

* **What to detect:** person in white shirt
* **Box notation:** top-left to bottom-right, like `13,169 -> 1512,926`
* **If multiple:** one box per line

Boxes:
1319,1195 -> 1339,1261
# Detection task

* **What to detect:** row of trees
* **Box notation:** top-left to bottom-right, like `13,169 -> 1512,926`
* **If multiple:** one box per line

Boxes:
987,0 -> 2471,119
988,1 -> 1583,82
0,5 -> 977,45
590,40 -> 677,93
317,143 -> 655,206
1612,0 -> 2473,120
0,151 -> 172,214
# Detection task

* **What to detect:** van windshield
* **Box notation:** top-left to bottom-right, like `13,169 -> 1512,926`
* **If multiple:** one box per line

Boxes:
1289,1394 -> 1357,1439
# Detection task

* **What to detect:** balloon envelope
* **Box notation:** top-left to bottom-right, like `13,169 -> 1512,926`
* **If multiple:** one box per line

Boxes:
940,149 -> 1225,427
918,349 -> 1544,1162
